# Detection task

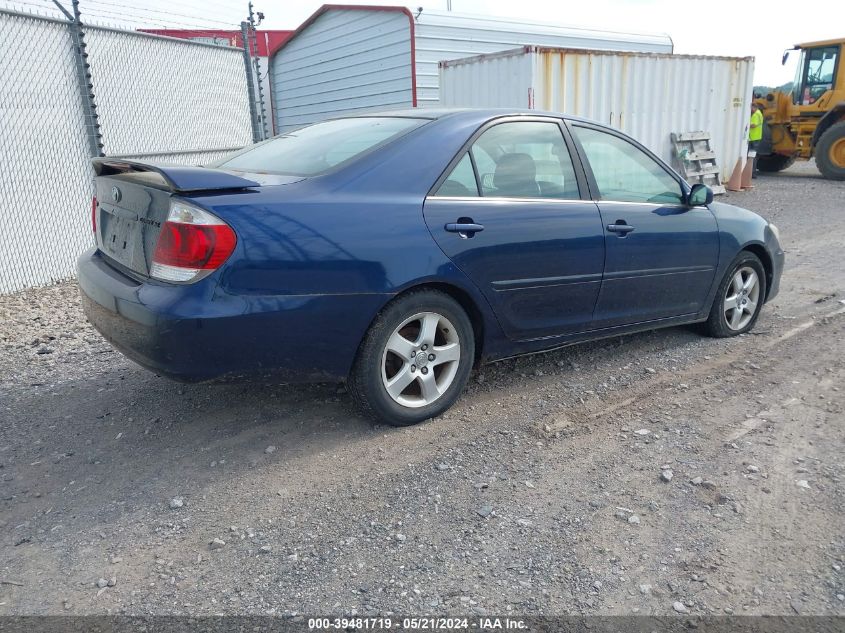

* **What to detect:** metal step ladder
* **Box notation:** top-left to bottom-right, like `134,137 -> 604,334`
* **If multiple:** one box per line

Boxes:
670,131 -> 726,195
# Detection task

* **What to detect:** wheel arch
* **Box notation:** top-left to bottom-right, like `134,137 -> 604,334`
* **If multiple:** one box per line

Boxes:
811,103 -> 845,147
389,281 -> 486,365
417,281 -> 486,365
352,280 -> 489,375
741,243 -> 774,301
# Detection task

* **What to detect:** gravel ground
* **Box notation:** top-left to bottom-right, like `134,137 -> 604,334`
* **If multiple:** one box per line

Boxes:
0,161 -> 843,617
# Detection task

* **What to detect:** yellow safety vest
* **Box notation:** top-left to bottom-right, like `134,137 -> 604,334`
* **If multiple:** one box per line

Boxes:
749,110 -> 763,142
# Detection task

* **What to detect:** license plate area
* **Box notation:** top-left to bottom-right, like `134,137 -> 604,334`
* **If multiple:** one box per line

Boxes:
102,210 -> 137,266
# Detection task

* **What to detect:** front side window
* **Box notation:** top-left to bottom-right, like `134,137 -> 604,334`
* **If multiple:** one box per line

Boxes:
791,49 -> 806,105
469,121 -> 580,199
573,126 -> 682,204
216,117 -> 424,176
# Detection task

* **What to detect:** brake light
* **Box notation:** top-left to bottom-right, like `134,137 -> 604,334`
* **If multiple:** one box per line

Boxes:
91,196 -> 98,233
150,201 -> 236,283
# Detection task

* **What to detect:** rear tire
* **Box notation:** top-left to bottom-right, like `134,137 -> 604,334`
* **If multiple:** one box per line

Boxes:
756,154 -> 796,173
703,252 -> 767,338
815,121 -> 845,181
349,289 -> 474,426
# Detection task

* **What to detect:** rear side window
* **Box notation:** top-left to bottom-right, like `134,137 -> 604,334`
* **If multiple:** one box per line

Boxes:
216,117 -> 424,176
433,121 -> 580,199
473,121 -> 580,199
433,153 -> 479,196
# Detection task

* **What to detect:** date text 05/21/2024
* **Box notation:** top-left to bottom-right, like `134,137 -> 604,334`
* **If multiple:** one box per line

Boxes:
308,617 -> 527,630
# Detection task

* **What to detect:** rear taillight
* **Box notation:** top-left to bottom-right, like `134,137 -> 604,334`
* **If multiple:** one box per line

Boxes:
91,196 -> 98,233
150,200 -> 236,283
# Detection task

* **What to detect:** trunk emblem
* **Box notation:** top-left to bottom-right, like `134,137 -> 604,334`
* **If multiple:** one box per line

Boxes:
111,186 -> 121,203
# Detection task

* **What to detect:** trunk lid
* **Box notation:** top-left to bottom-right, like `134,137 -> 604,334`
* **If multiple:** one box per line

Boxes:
92,160 -> 298,278
95,172 -> 172,277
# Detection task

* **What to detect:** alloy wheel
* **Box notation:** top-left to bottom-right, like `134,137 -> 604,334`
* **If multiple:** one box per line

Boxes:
381,311 -> 461,408
723,266 -> 760,331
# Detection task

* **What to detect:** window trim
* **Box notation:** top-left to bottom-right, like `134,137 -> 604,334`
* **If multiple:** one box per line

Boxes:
566,120 -> 691,205
467,149 -> 483,197
430,196 -> 597,206
427,115 -> 590,202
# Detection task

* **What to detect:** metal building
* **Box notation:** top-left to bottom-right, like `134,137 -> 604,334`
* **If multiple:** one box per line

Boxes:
269,4 -> 673,132
438,46 -> 755,182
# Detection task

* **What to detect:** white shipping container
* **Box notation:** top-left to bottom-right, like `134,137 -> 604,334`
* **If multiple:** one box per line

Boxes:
411,10 -> 673,108
439,46 -> 755,181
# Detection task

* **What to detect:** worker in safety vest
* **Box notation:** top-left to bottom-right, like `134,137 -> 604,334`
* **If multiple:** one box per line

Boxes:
748,104 -> 764,178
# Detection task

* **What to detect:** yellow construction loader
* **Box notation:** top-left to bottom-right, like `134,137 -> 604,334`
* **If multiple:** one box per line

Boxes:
754,38 -> 845,180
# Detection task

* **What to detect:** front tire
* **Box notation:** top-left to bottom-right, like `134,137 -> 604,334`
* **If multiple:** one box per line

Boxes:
349,290 -> 474,426
816,121 -> 845,181
703,252 -> 767,338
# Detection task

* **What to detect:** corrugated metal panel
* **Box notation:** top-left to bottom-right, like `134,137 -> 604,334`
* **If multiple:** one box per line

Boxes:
413,9 -> 674,107
271,9 -> 413,133
439,47 -> 754,181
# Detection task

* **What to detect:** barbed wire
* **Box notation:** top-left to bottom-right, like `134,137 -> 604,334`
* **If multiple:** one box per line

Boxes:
0,0 -> 67,18
0,0 -> 249,31
84,0 -> 241,27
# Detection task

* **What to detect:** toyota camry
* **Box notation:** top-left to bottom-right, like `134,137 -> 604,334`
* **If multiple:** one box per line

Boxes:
78,109 -> 784,425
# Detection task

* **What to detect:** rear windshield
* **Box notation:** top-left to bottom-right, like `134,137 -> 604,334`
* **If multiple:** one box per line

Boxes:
215,117 -> 425,176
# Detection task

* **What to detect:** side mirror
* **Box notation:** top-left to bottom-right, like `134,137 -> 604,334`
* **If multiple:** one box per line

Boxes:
782,50 -> 790,65
687,183 -> 713,206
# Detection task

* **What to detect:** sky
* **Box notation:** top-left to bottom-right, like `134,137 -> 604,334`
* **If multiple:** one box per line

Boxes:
10,0 -> 845,86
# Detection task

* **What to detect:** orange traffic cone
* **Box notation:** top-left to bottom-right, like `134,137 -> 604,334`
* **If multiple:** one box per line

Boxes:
741,157 -> 754,189
726,159 -> 743,192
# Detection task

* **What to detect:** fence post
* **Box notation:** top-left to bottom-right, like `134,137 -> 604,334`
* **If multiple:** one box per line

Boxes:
62,0 -> 104,157
240,20 -> 261,144
248,2 -> 269,139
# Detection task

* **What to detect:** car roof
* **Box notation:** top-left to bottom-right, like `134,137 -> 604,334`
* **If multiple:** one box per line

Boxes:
337,107 -> 599,127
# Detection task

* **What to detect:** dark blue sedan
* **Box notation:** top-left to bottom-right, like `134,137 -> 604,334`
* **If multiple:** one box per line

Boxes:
78,109 -> 784,425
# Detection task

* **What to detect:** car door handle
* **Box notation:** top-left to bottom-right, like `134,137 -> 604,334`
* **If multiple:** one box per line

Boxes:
606,222 -> 635,235
445,222 -> 484,233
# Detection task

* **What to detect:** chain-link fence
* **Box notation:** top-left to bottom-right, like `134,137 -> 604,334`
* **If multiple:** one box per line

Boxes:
85,26 -> 253,161
0,6 -> 256,294
0,10 -> 95,294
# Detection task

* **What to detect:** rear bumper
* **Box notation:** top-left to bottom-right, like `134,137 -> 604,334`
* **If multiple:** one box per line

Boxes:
78,248 -> 389,382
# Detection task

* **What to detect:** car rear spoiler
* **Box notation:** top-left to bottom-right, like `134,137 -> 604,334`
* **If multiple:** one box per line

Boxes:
92,158 -> 260,193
